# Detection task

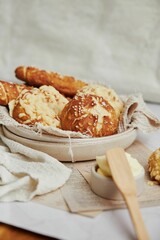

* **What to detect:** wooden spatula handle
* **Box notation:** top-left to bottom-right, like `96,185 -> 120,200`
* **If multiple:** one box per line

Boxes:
125,195 -> 150,240
106,148 -> 150,239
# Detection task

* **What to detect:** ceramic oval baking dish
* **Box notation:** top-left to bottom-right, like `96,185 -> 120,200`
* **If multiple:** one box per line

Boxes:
2,126 -> 137,162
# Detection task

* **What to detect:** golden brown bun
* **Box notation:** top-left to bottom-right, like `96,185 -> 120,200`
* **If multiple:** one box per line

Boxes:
9,85 -> 68,127
148,148 -> 160,183
60,94 -> 118,137
15,66 -> 87,97
77,84 -> 124,118
0,80 -> 32,106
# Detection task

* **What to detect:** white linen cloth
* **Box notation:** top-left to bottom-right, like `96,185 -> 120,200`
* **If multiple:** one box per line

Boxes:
0,0 -> 160,102
118,94 -> 160,132
0,127 -> 71,202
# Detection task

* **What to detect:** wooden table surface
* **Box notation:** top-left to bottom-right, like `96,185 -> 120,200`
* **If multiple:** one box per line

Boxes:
0,223 -> 58,240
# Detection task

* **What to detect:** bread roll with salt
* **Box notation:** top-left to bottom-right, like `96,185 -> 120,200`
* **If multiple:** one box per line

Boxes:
77,84 -> 123,118
148,148 -> 160,184
0,80 -> 32,106
9,85 -> 68,128
60,94 -> 118,137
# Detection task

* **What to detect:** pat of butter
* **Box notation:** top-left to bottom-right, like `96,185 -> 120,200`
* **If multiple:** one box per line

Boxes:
96,152 -> 144,178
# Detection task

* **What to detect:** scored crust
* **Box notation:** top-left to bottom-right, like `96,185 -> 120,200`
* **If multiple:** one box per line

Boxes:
9,85 -> 68,127
60,94 -> 118,137
15,66 -> 87,97
0,80 -> 32,105
77,84 -> 124,118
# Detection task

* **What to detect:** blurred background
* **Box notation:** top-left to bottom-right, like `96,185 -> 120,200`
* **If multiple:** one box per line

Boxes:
0,0 -> 160,102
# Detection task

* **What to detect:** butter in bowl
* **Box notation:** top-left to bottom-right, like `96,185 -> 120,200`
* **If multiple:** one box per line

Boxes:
91,152 -> 145,200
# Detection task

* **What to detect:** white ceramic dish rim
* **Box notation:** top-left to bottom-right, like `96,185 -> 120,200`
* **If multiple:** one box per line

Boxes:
2,126 -> 137,161
4,125 -> 136,144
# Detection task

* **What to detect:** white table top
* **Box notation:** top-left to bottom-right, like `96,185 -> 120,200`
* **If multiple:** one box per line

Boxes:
0,102 -> 160,240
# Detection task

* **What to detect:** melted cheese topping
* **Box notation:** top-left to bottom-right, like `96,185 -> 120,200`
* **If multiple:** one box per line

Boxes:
86,97 -> 111,131
77,84 -> 123,117
9,86 -> 68,127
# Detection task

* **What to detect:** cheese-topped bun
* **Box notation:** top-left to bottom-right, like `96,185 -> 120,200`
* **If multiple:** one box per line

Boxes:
148,148 -> 160,184
77,84 -> 123,118
9,85 -> 68,127
60,94 -> 118,137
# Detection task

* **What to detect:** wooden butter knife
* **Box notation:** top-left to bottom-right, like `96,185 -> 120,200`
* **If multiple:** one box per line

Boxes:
106,147 -> 150,240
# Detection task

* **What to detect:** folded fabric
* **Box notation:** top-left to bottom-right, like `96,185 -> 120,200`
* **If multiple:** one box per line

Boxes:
118,94 -> 160,132
0,127 -> 72,202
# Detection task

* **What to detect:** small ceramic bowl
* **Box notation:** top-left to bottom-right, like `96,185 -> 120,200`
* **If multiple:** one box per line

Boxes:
90,164 -> 145,200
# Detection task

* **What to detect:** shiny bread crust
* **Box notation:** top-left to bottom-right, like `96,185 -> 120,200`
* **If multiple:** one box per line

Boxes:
0,80 -> 32,105
60,94 -> 118,137
148,148 -> 160,183
15,66 -> 87,97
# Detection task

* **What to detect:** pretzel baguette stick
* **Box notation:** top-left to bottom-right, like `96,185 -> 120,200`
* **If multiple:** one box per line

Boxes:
15,66 -> 87,97
0,80 -> 32,106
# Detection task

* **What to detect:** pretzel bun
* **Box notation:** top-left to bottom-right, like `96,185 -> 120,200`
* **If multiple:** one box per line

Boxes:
9,85 -> 68,127
0,80 -> 32,106
148,148 -> 160,183
60,94 -> 118,137
77,84 -> 123,118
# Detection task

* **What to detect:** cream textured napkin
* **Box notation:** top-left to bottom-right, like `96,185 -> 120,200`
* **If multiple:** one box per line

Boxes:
118,94 -> 160,132
0,127 -> 71,202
